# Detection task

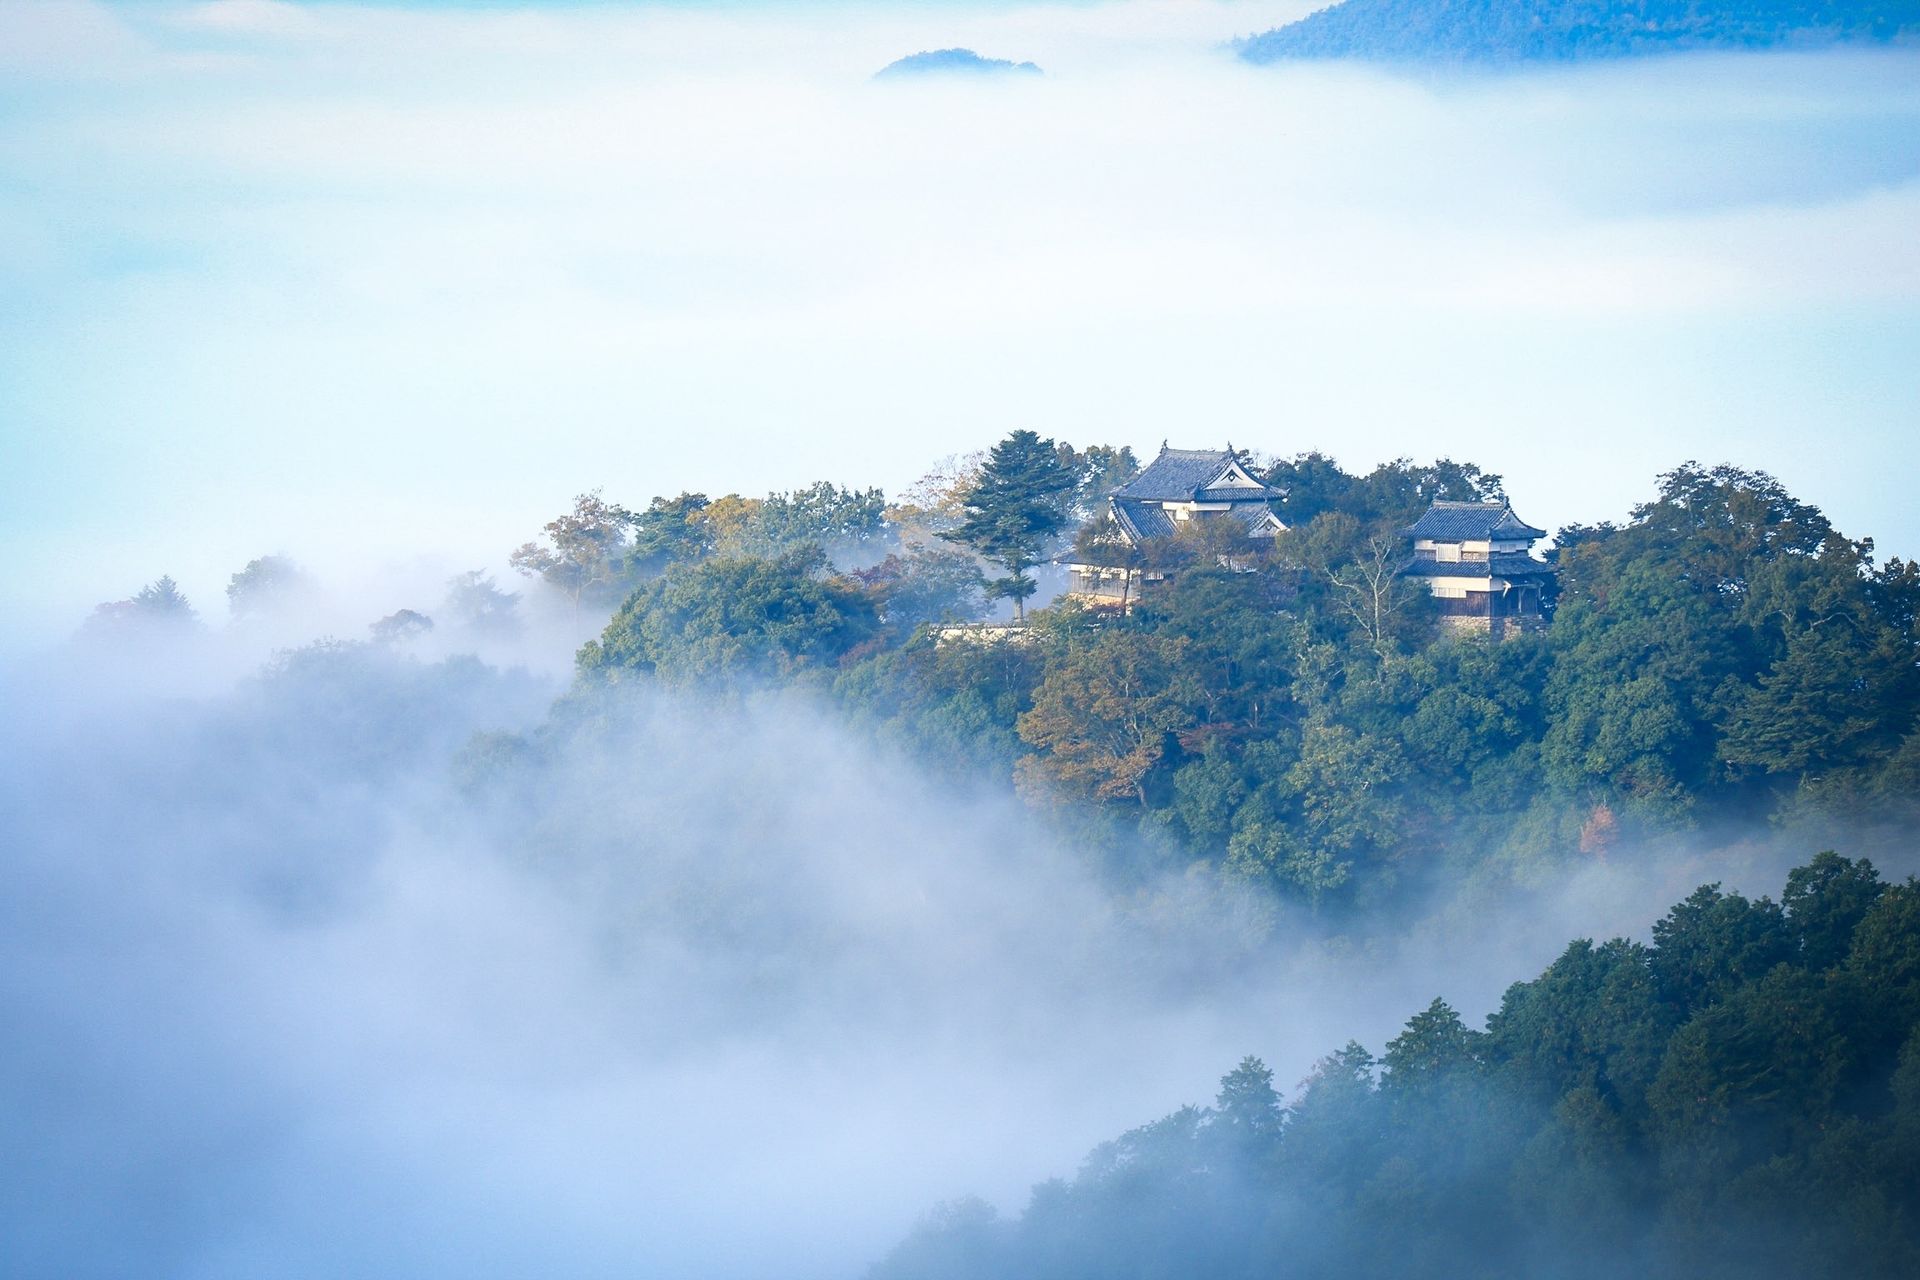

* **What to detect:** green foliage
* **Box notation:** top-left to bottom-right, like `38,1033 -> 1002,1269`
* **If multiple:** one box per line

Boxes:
1649,884 -> 1794,1013
1056,441 -> 1141,522
441,569 -> 521,638
872,856 -> 1920,1280
1720,610 -> 1918,780
1543,463 -> 1920,817
1786,852 -> 1886,972
1849,881 -> 1920,1033
368,608 -> 433,645
1541,555 -> 1736,813
627,492 -> 715,571
566,450 -> 1918,914
1238,0 -> 1920,65
1383,997 -> 1482,1090
1486,937 -> 1675,1121
1293,517 -> 1437,657
753,481 -> 887,551
1241,717 -> 1411,902
1265,454 -> 1502,532
509,489 -> 639,611
578,545 -> 877,687
134,575 -> 194,617
225,555 -> 314,620
833,635 -> 1041,769
1212,1055 -> 1283,1140
624,483 -> 886,578
1263,450 -> 1361,525
848,544 -> 987,634
940,429 -> 1079,618
81,574 -> 201,637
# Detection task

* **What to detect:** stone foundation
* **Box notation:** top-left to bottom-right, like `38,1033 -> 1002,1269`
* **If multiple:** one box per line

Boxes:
1438,613 -> 1547,641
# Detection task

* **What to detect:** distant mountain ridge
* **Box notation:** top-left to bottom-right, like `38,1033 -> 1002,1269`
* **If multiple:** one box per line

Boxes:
873,48 -> 1043,79
1238,0 -> 1920,63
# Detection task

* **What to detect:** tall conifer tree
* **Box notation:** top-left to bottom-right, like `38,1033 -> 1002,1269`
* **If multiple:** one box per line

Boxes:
940,429 -> 1077,620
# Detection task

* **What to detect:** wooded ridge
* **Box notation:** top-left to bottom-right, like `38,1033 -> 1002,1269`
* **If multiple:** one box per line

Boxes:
870,851 -> 1920,1280
1237,0 -> 1920,64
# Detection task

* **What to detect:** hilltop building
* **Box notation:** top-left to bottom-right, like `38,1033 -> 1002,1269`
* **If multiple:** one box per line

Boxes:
1055,445 -> 1557,636
1401,500 -> 1554,637
1065,445 -> 1284,606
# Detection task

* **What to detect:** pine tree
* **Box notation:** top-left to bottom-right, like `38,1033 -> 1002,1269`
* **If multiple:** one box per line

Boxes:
939,430 -> 1077,621
133,575 -> 196,622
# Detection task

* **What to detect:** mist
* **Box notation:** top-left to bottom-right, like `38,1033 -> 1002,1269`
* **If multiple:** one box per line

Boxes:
4,1 -> 1919,1274
2,612 -> 1908,1278
3,0 -> 1918,647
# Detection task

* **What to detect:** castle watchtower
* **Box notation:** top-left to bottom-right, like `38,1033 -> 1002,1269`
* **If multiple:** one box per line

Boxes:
1401,500 -> 1553,638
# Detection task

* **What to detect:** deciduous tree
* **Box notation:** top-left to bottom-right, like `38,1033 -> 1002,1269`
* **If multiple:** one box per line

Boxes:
510,490 -> 637,614
442,570 -> 521,637
225,555 -> 314,621
1016,630 -> 1201,803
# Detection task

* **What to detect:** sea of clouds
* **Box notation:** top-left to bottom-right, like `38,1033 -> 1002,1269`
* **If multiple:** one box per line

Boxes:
3,4 -> 1919,1273
2,0 -> 1917,648
4,618 -> 1910,1278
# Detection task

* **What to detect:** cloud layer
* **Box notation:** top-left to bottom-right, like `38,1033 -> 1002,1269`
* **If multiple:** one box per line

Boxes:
1,1 -> 1917,647
5,634 -> 1911,1278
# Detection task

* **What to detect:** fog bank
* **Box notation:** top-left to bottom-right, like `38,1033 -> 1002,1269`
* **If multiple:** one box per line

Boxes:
3,1 -> 1917,644
3,633 -> 1910,1278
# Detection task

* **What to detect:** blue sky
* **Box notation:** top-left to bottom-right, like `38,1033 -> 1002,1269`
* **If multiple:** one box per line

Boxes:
2,0 -> 1918,641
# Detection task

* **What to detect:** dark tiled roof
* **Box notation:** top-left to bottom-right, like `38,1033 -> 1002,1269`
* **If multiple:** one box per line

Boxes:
1402,554 -> 1554,581
1110,496 -> 1281,543
1111,497 -> 1176,542
1230,504 -> 1286,536
1114,446 -> 1279,502
1404,501 -> 1547,542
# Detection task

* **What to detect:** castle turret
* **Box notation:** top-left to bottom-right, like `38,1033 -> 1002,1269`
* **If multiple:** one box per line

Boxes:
1401,500 -> 1553,638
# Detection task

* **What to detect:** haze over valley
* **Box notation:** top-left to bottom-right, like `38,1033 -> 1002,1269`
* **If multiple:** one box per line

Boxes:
3,3 -> 1919,1278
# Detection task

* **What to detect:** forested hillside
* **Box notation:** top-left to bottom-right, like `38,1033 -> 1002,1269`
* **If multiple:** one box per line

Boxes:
101,435 -> 1920,917
98,435 -> 1920,915
1237,0 -> 1920,64
869,852 -> 1920,1279
476,439 -> 1920,915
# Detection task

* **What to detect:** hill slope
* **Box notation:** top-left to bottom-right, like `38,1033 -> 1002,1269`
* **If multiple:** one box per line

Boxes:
872,852 -> 1920,1280
1238,0 -> 1920,63
874,48 -> 1043,79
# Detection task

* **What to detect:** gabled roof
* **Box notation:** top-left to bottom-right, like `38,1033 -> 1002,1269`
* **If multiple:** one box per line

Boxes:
1404,501 -> 1546,543
1113,445 -> 1279,503
1109,496 -> 1283,544
1231,504 -> 1286,537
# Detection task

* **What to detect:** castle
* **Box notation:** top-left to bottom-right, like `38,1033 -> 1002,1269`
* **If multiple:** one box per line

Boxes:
1064,445 -> 1284,606
1063,444 -> 1554,634
1401,500 -> 1554,637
